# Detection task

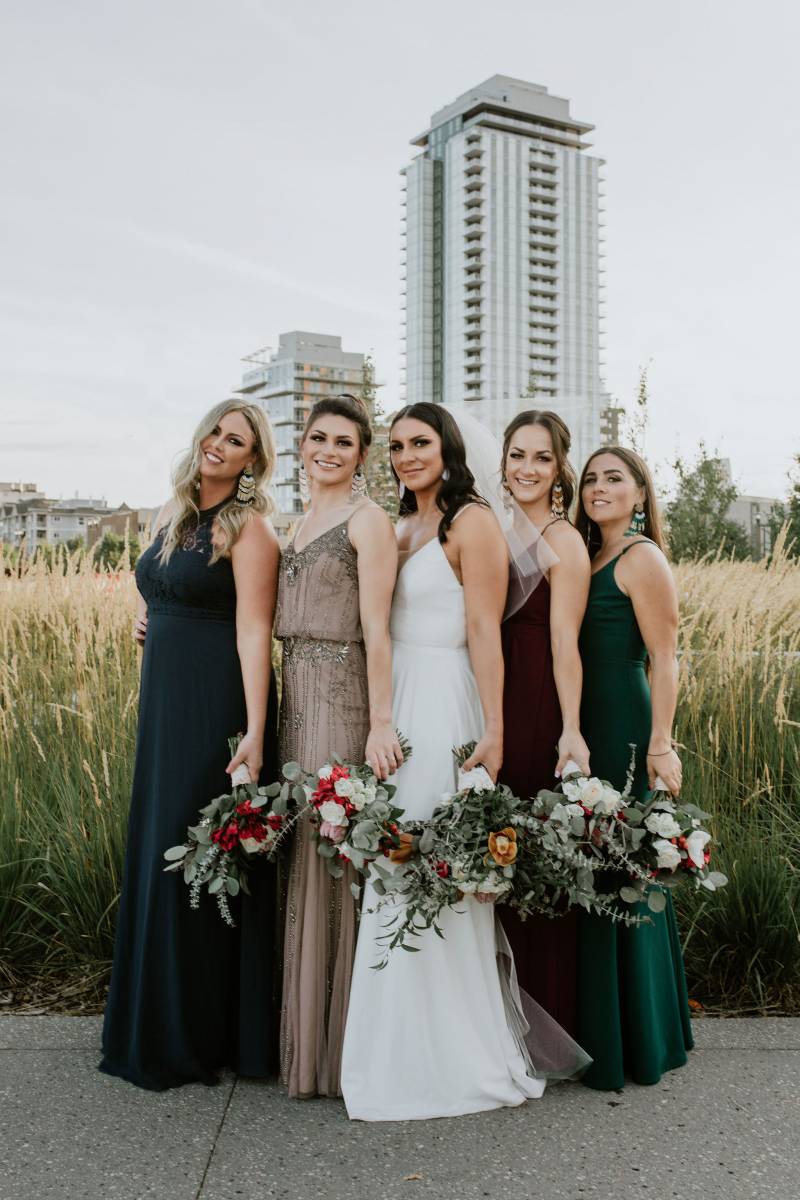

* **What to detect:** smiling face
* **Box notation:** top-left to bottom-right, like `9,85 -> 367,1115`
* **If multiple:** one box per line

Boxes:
504,422 -> 558,508
301,414 -> 363,489
580,452 -> 645,527
389,418 -> 445,495
198,410 -> 257,484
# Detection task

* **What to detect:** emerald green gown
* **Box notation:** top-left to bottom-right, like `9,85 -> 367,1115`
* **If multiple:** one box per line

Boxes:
576,541 -> 693,1090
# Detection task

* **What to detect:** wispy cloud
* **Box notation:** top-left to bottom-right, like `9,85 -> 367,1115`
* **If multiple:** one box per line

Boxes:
125,226 -> 391,321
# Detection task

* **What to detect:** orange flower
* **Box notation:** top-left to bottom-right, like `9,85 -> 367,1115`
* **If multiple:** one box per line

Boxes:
487,827 -> 517,867
390,832 -> 415,864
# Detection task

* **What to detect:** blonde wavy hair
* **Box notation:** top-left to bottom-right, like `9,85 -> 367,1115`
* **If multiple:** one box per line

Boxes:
158,399 -> 276,566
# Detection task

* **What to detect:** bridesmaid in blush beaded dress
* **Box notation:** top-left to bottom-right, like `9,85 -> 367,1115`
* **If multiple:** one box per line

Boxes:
497,411 -> 591,1037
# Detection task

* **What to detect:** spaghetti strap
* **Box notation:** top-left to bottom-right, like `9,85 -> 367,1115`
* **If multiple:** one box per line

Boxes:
540,517 -> 563,536
617,537 -> 654,559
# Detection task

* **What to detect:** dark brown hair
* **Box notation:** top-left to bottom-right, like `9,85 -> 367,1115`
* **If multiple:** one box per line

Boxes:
502,409 -> 577,516
301,393 -> 372,452
575,445 -> 666,558
389,402 -> 485,543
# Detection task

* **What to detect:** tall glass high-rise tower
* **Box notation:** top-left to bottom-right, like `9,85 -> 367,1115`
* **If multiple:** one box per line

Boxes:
401,75 -> 609,466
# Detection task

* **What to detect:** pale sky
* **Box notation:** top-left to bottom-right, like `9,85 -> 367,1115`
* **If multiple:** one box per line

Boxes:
1,0 -> 798,507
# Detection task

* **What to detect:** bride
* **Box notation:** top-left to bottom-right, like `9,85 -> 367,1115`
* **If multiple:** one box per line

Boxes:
341,402 -> 589,1121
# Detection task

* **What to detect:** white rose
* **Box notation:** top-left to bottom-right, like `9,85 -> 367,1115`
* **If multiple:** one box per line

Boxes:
318,800 -> 347,826
652,838 -> 682,871
334,778 -> 355,799
458,765 -> 494,793
578,777 -> 605,808
240,836 -> 265,855
565,803 -> 586,818
458,880 -> 478,894
645,812 -> 682,839
477,871 -> 512,896
318,765 -> 333,780
594,787 -> 623,816
350,792 -> 367,812
562,780 -> 582,802
451,861 -> 468,882
686,829 -> 711,868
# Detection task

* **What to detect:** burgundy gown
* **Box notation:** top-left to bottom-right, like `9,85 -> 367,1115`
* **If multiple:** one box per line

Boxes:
499,576 -> 578,1037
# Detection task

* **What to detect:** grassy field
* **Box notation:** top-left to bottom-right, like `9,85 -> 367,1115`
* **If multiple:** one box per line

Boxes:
1,543 -> 798,1013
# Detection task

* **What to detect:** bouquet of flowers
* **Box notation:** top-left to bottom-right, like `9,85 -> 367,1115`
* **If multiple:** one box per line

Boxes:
367,743 -> 527,965
163,737 -> 289,927
513,753 -> 727,921
263,734 -> 412,882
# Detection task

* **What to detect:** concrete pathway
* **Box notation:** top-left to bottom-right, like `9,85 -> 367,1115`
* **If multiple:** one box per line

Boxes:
1,1017 -> 798,1200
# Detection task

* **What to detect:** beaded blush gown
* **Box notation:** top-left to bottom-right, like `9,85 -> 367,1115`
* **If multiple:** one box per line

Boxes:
276,512 -> 370,1099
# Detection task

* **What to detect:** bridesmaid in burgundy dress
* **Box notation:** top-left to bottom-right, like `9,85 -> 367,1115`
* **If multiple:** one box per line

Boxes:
498,410 -> 591,1036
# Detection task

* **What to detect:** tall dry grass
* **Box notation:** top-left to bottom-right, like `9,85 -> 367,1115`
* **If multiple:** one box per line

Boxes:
672,533 -> 800,1011
0,540 -> 798,1010
0,549 -> 139,993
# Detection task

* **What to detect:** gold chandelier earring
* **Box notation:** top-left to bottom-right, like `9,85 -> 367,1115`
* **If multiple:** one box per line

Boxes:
551,479 -> 565,520
236,466 -> 256,506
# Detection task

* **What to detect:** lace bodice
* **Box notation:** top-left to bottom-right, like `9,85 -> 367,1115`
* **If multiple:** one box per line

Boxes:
276,519 -> 362,644
135,501 -> 236,622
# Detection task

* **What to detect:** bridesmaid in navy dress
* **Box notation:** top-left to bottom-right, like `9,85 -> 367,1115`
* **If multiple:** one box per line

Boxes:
498,411 -> 591,1036
100,399 -> 280,1090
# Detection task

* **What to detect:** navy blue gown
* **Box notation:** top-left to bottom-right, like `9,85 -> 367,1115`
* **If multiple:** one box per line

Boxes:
100,500 -> 279,1090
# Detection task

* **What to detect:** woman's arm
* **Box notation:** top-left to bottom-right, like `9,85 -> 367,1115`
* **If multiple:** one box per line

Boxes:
547,524 -> 591,775
133,500 -> 174,646
349,503 -> 401,781
453,507 -> 508,781
618,544 -> 682,794
226,515 -> 280,784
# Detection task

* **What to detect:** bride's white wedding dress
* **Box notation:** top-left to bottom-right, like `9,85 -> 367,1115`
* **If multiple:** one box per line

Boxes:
341,531 -> 589,1121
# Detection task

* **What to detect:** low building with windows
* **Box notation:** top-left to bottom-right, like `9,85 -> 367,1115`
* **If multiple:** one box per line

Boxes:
237,331 -> 366,517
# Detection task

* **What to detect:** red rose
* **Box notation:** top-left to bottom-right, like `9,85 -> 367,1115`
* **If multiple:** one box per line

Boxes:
435,861 -> 450,878
267,812 -> 283,831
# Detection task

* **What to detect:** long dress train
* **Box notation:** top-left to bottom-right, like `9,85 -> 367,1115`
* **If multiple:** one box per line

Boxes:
342,535 -> 589,1121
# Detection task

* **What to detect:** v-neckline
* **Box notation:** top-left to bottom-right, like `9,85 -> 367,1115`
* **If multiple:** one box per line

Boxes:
397,536 -> 439,575
291,517 -> 349,556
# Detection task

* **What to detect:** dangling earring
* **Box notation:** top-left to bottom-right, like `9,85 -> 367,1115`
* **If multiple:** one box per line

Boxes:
441,468 -> 450,483
551,479 -> 565,520
501,478 -> 513,511
351,465 -> 368,500
625,502 -> 646,537
398,481 -> 406,500
298,463 -> 311,505
193,477 -> 201,491
236,466 -> 256,506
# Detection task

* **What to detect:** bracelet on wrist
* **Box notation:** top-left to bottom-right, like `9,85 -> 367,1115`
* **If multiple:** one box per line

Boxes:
647,748 -> 674,757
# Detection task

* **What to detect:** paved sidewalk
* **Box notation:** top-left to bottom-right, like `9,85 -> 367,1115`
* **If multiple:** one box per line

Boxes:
0,1017 -> 798,1200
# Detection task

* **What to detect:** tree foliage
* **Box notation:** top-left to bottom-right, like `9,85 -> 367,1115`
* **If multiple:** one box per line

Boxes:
768,454 -> 800,559
665,445 -> 751,561
93,530 -> 141,569
359,355 -> 398,518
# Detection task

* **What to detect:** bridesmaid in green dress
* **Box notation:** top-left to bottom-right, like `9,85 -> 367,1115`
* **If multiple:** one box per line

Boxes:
574,445 -> 693,1090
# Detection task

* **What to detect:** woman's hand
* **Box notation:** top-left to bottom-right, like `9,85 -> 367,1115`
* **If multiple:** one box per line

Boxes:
462,730 -> 503,783
647,746 -> 682,795
226,730 -> 264,785
133,613 -> 148,646
556,728 -> 590,778
365,721 -> 404,782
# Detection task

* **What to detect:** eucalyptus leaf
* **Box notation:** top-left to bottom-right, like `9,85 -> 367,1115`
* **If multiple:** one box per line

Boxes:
292,784 -> 308,804
328,864 -> 344,879
619,886 -> 641,904
272,797 -> 288,816
647,888 -> 667,913
707,871 -> 729,887
419,828 -> 435,855
282,762 -> 303,782
208,876 -> 224,894
372,878 -> 386,897
350,882 -> 362,899
226,876 -> 240,896
317,841 -> 336,859
164,845 -> 188,862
